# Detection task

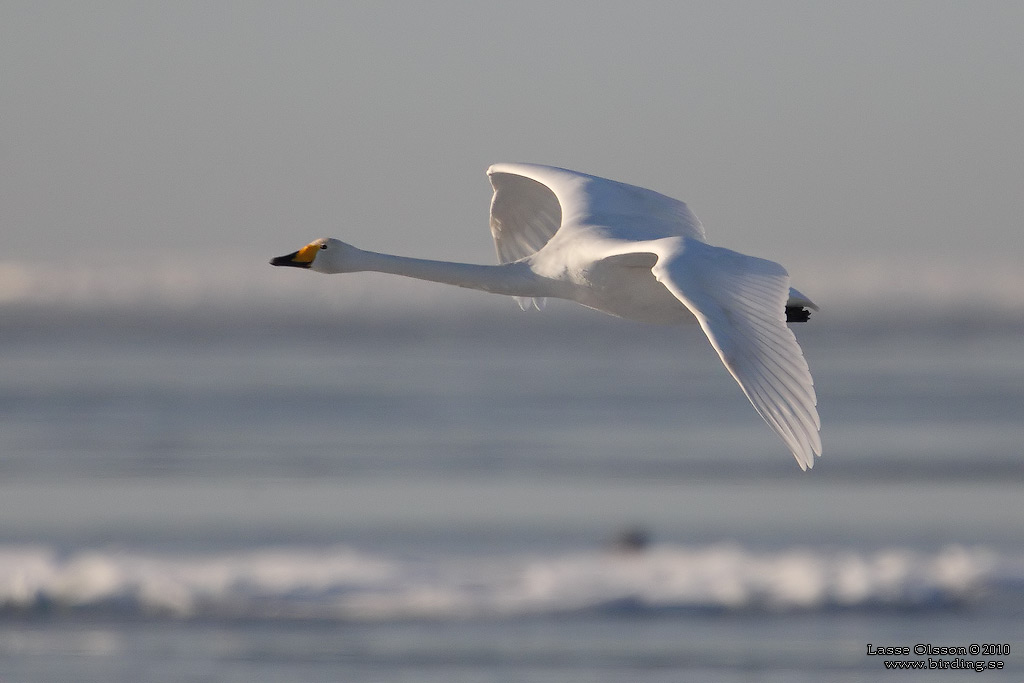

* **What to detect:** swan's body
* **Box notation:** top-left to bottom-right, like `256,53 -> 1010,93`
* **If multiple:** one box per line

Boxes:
272,163 -> 821,469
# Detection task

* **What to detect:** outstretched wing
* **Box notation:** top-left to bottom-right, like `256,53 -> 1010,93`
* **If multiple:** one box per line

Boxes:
652,238 -> 821,469
487,163 -> 706,265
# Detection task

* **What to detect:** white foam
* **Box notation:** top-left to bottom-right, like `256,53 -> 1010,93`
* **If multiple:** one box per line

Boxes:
0,543 -> 1015,620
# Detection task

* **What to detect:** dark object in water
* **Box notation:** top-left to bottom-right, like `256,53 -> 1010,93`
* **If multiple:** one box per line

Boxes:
612,526 -> 652,553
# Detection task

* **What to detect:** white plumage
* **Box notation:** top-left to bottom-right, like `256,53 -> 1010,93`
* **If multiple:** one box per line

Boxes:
272,163 -> 821,468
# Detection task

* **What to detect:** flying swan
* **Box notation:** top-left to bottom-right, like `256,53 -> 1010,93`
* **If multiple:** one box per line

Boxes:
272,163 -> 821,469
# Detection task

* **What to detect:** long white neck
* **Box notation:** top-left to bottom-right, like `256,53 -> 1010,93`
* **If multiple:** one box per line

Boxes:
347,248 -> 554,299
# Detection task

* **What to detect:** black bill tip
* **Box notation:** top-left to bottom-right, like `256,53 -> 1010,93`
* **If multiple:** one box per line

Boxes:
270,251 -> 312,268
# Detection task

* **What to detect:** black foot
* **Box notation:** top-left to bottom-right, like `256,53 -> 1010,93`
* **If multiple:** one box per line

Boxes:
786,306 -> 811,323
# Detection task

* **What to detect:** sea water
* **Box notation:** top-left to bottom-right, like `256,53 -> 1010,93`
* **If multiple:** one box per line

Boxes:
0,302 -> 1021,682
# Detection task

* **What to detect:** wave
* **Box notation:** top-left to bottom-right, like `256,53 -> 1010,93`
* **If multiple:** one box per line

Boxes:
0,543 -> 1019,621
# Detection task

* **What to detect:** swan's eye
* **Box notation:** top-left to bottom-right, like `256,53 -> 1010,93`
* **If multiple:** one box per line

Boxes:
319,243 -> 328,250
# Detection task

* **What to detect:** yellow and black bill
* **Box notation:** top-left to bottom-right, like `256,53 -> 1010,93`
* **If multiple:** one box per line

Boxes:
270,243 -> 319,268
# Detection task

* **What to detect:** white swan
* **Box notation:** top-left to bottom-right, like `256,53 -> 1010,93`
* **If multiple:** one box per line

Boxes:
272,163 -> 821,469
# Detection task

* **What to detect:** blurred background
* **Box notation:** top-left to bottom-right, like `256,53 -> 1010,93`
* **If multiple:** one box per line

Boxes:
2,2 -> 1022,681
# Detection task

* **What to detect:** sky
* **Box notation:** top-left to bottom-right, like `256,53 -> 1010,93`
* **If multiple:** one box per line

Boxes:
2,1 -> 1022,312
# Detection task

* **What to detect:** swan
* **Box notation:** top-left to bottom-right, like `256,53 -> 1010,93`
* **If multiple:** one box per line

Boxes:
271,163 -> 821,469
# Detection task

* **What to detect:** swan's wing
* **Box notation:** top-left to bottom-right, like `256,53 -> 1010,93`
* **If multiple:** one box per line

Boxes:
487,163 -> 706,266
487,167 -> 562,264
651,239 -> 821,469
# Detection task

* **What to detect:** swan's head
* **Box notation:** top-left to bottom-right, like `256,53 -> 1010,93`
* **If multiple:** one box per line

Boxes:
270,238 -> 358,274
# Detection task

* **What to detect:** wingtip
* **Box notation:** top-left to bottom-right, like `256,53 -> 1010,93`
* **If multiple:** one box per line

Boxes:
794,446 -> 821,471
